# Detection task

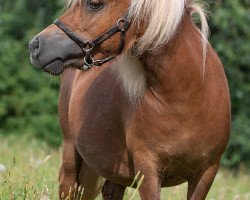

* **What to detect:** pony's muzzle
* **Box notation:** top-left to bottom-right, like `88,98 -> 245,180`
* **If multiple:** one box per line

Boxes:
28,24 -> 83,75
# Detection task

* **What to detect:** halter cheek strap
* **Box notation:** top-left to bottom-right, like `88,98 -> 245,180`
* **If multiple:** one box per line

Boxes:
53,13 -> 130,71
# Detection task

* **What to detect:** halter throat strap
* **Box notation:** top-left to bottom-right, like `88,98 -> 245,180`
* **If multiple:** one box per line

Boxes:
53,13 -> 130,71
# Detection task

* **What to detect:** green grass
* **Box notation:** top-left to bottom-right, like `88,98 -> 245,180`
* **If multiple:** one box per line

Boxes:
0,134 -> 250,200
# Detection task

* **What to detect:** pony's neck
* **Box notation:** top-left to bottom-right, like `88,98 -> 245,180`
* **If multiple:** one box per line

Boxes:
140,13 -> 205,97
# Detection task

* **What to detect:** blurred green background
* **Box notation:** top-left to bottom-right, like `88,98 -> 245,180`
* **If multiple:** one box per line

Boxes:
0,0 -> 249,169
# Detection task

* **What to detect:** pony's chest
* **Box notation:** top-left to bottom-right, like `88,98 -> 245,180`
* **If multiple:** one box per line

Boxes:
69,95 -> 133,182
68,69 -> 133,179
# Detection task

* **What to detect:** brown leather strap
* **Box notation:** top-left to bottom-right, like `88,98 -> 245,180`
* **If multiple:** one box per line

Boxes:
53,12 -> 130,70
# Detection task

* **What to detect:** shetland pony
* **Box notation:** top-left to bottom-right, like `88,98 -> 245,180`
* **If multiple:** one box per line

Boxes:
29,0 -> 231,199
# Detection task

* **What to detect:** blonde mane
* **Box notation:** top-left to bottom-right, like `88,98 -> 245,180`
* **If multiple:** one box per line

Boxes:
123,0 -> 209,99
129,0 -> 185,53
129,0 -> 209,58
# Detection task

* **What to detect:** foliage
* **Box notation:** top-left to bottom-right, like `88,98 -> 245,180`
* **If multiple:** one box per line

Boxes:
209,0 -> 250,168
0,0 -> 249,167
0,0 -> 63,146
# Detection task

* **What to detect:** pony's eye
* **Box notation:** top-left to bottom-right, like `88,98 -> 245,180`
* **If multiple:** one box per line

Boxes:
86,0 -> 104,11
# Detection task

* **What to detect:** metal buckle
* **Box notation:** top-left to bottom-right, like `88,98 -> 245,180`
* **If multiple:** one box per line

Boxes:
117,19 -> 126,31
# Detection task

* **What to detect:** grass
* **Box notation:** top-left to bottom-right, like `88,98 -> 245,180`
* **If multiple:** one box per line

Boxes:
0,134 -> 250,200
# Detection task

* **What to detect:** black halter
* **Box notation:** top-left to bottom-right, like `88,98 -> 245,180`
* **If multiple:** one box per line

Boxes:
53,13 -> 130,71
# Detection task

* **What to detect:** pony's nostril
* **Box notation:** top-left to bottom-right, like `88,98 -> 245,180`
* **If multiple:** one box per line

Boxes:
33,38 -> 39,51
29,37 -> 41,57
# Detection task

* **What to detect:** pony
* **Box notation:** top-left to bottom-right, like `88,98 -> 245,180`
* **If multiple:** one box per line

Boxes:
29,0 -> 231,199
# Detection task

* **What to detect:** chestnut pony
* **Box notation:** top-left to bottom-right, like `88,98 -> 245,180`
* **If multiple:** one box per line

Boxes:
29,0 -> 231,199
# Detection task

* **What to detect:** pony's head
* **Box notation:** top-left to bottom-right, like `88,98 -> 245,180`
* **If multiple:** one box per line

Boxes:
29,0 -> 131,75
29,0 -> 207,75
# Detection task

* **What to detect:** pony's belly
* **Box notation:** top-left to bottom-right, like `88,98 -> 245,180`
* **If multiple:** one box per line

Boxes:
162,176 -> 186,187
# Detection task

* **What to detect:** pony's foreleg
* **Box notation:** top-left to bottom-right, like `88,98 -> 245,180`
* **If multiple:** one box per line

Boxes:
102,180 -> 126,200
59,141 -> 82,199
59,144 -> 103,200
132,153 -> 161,200
187,163 -> 219,200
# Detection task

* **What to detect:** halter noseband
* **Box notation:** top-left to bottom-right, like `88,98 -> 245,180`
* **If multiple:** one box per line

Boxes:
53,13 -> 130,71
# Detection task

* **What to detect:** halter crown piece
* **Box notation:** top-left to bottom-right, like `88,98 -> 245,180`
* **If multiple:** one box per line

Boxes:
53,13 -> 130,71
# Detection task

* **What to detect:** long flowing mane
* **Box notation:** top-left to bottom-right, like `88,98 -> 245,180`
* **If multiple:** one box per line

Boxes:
129,0 -> 209,58
129,0 -> 185,52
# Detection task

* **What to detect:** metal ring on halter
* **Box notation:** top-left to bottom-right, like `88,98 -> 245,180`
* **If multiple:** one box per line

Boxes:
117,19 -> 126,30
82,56 -> 94,71
83,40 -> 94,50
84,56 -> 94,66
